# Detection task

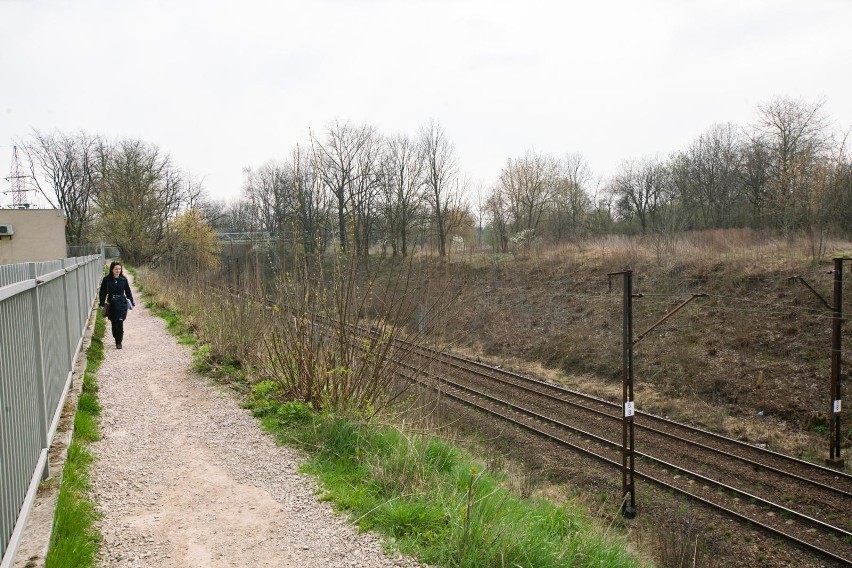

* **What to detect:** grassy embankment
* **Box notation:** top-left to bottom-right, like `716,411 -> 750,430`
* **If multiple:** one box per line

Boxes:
135,269 -> 647,568
44,311 -> 105,567
433,233 -> 852,462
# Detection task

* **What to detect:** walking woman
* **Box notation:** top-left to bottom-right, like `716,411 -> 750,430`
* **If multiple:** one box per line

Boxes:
99,261 -> 135,349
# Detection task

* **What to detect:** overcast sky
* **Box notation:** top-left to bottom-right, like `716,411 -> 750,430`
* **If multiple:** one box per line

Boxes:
2,0 -> 850,207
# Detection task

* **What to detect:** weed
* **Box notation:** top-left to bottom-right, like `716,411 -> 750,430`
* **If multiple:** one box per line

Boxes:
654,515 -> 722,568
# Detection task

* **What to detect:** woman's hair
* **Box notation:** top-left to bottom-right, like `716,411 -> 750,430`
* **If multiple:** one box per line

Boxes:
108,261 -> 123,276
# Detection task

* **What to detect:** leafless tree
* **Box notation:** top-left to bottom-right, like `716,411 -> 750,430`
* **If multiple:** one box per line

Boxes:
241,161 -> 292,236
754,96 -> 829,232
612,157 -> 669,234
485,185 -> 511,253
311,121 -> 372,252
550,153 -> 592,240
382,133 -> 425,257
350,129 -> 382,257
22,130 -> 100,245
291,144 -> 330,256
738,138 -> 772,228
677,123 -> 744,228
205,198 -> 254,233
805,130 -> 852,257
419,120 -> 458,257
498,150 -> 559,235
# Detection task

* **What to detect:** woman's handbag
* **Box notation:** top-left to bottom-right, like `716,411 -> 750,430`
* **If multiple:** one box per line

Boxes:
102,302 -> 110,317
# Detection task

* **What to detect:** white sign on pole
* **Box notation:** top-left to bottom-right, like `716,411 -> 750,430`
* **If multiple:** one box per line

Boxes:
833,399 -> 842,413
624,401 -> 635,418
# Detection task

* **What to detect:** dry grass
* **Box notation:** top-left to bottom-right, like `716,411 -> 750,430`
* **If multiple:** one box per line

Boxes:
420,230 -> 852,469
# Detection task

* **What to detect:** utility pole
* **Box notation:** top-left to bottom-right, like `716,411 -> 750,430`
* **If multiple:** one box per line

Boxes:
609,270 -> 639,518
828,259 -> 845,466
790,257 -> 850,468
4,145 -> 34,208
609,271 -> 706,518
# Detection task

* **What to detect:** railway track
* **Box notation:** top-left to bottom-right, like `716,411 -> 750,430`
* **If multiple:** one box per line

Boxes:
390,340 -> 852,566
216,285 -> 852,564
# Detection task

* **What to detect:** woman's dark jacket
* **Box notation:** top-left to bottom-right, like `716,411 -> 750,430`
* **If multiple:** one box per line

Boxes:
99,275 -> 134,321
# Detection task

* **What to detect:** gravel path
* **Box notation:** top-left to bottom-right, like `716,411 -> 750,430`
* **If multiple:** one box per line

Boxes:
89,282 -> 428,568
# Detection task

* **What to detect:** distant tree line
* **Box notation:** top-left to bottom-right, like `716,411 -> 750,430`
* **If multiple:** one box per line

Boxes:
218,96 -> 850,259
211,119 -> 471,260
20,96 -> 851,266
483,97 -> 851,251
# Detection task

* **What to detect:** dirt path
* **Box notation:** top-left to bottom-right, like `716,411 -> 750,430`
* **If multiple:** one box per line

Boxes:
90,281 -> 426,568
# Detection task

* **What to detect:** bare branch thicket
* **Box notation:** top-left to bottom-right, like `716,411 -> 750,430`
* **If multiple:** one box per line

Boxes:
673,123 -> 745,230
738,139 -> 772,228
498,150 -> 559,237
805,129 -> 852,259
552,153 -> 593,241
253,252 -> 452,414
350,129 -> 382,257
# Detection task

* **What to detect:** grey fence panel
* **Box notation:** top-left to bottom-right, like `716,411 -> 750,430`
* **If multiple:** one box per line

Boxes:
62,259 -> 80,364
0,266 -> 29,289
0,254 -> 102,564
70,257 -> 87,340
38,278 -> 70,434
0,293 -> 41,562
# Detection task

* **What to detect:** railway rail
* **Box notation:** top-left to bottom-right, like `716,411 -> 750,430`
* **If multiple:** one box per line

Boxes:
391,340 -> 852,566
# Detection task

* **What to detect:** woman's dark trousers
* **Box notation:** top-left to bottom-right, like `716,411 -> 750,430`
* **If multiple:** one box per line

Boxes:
111,319 -> 124,346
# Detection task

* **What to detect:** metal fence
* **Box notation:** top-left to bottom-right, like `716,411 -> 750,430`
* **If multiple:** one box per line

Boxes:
0,254 -> 104,566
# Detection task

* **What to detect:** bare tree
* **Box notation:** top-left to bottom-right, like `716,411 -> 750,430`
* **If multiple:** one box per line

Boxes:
291,144 -> 330,256
754,96 -> 829,232
382,133 -> 425,257
498,150 -> 559,235
419,120 -> 458,257
805,130 -> 852,257
550,153 -> 592,240
485,185 -> 511,253
738,138 -> 772,228
350,129 -> 382,256
612,157 -> 669,234
241,161 -> 292,236
206,198 -> 254,233
311,121 -> 372,252
678,123 -> 744,229
22,130 -> 99,244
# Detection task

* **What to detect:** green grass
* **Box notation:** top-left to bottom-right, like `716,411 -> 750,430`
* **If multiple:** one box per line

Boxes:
244,381 -> 643,568
44,310 -> 106,567
146,303 -> 197,345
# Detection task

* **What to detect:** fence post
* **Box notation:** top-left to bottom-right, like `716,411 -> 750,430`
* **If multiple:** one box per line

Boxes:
27,263 -> 50,480
61,259 -> 73,374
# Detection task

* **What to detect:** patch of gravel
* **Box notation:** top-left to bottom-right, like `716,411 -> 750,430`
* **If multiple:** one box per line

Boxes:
90,280 -> 429,568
